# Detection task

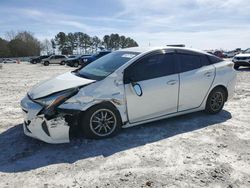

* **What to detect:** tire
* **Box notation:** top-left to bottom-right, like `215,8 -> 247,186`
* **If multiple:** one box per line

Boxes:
205,87 -> 226,114
234,65 -> 239,70
60,61 -> 65,65
44,61 -> 49,66
73,62 -> 79,67
80,103 -> 122,139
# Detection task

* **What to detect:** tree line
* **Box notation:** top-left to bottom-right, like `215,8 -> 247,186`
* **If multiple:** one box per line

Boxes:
0,31 -> 139,58
51,32 -> 138,55
0,31 -> 41,58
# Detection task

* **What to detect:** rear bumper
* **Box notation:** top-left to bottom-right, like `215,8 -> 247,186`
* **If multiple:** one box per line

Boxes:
21,95 -> 70,144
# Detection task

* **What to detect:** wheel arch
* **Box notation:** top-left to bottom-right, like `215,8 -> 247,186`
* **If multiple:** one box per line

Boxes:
209,85 -> 228,101
78,100 -> 123,138
79,101 -> 123,122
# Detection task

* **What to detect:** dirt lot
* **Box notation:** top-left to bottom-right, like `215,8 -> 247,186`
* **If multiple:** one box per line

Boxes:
0,63 -> 249,188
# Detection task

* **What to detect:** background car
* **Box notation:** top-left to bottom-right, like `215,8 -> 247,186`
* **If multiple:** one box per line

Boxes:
232,48 -> 250,69
66,55 -> 91,67
30,55 -> 50,64
223,51 -> 237,58
42,55 -> 67,66
2,58 -> 17,63
81,51 -> 111,67
213,50 -> 224,58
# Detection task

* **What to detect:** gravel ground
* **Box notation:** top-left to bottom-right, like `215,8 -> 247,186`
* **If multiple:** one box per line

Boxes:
0,63 -> 249,188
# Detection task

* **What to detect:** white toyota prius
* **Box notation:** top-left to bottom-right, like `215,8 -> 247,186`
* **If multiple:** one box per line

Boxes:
20,47 -> 236,144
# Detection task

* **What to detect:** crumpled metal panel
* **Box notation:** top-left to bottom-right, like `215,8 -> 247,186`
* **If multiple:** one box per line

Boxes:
59,72 -> 128,123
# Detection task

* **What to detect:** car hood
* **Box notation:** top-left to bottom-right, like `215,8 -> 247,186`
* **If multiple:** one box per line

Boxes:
235,53 -> 250,57
28,72 -> 95,99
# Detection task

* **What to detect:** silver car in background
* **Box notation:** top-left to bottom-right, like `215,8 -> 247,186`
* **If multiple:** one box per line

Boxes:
21,47 -> 236,144
2,58 -> 17,63
42,55 -> 67,66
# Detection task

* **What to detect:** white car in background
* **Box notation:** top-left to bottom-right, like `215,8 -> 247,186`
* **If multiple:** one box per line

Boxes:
232,48 -> 250,69
2,58 -> 17,63
20,47 -> 236,144
42,55 -> 68,66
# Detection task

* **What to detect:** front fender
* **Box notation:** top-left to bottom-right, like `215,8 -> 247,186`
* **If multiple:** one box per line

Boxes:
58,74 -> 128,124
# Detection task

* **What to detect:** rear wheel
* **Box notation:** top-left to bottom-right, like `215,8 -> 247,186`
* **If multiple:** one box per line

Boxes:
44,61 -> 49,66
80,103 -> 121,139
205,87 -> 226,114
60,61 -> 65,65
73,62 -> 79,67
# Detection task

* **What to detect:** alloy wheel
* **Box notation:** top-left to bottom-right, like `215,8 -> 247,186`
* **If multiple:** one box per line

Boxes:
90,109 -> 117,137
210,92 -> 224,111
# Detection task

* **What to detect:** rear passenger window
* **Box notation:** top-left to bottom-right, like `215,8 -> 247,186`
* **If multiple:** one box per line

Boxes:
208,55 -> 222,64
200,55 -> 211,66
178,54 -> 202,72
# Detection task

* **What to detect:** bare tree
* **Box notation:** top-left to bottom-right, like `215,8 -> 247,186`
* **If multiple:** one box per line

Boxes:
5,30 -> 17,41
41,39 -> 53,55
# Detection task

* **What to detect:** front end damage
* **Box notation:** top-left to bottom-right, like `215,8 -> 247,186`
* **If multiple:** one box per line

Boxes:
20,70 -> 127,144
21,94 -> 79,144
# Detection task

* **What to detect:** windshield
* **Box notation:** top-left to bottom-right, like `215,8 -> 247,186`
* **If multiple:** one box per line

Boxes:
243,48 -> 250,54
77,51 -> 140,80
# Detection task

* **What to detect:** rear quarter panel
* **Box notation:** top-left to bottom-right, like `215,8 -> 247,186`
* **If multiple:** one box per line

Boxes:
209,60 -> 236,101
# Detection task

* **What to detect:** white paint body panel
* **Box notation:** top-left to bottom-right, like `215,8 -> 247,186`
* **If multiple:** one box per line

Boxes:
178,64 -> 215,111
125,74 -> 179,123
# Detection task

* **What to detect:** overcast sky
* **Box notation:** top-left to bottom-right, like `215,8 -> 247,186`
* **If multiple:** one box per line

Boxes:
1,0 -> 250,50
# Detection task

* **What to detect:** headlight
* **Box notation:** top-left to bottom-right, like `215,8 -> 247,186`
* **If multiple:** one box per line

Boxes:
34,88 -> 79,109
83,59 -> 88,62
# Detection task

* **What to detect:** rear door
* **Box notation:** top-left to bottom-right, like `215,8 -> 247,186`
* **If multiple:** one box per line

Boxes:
176,51 -> 215,111
124,51 -> 179,123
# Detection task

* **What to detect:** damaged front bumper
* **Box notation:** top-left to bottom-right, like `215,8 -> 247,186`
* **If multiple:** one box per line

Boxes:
21,95 -> 70,144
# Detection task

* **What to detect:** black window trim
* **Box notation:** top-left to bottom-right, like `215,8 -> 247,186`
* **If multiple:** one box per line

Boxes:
175,49 -> 213,73
124,49 -> 177,84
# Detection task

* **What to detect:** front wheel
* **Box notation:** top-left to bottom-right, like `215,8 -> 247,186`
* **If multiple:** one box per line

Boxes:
80,103 -> 121,139
44,61 -> 49,66
60,61 -> 65,65
205,88 -> 226,114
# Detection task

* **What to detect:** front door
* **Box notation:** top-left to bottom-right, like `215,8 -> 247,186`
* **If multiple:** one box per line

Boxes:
124,52 -> 179,123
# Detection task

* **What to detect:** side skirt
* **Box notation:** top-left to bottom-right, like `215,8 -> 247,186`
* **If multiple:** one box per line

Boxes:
122,106 -> 204,128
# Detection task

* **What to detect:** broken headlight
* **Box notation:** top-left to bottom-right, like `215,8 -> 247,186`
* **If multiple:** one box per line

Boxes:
35,88 -> 79,109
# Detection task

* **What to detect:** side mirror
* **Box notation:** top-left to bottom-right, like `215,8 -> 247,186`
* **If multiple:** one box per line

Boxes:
132,83 -> 143,96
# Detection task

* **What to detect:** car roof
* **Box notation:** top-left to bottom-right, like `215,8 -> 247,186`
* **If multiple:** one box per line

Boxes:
118,46 -> 210,56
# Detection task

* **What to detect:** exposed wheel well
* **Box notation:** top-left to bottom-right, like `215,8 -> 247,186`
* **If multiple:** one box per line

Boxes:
210,85 -> 228,101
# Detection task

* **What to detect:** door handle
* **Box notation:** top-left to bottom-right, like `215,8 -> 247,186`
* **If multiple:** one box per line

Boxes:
167,80 -> 177,85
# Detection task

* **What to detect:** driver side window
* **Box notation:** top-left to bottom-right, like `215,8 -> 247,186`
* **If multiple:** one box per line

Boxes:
127,53 -> 176,82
